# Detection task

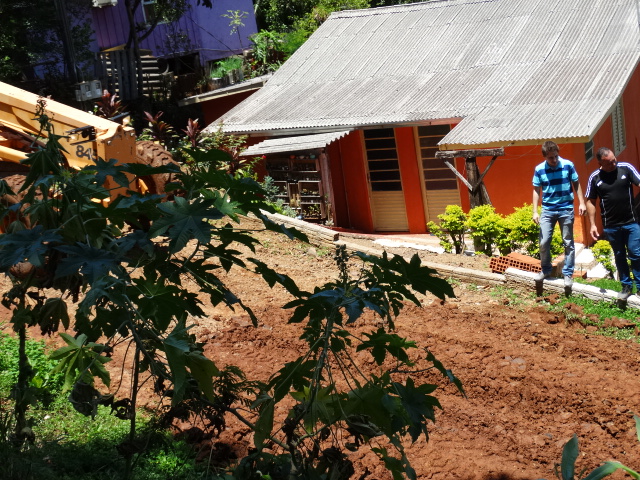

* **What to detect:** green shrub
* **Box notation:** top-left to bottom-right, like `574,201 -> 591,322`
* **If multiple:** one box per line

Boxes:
427,204 -> 467,253
591,240 -> 615,278
429,203 -> 565,259
465,204 -> 505,256
210,56 -> 244,78
502,204 -> 563,259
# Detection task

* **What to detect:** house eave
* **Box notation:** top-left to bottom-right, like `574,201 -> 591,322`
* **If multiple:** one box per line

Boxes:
222,117 -> 463,137
439,135 -> 592,151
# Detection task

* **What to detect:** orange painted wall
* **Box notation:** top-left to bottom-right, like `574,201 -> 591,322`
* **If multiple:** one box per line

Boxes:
396,127 -> 427,233
335,131 -> 374,232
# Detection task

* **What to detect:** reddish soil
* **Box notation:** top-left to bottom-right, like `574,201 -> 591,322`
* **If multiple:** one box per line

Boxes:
11,225 -> 640,479
178,228 -> 640,480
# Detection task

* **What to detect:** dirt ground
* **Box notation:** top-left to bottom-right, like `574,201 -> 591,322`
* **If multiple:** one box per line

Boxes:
171,226 -> 640,480
9,223 -> 639,479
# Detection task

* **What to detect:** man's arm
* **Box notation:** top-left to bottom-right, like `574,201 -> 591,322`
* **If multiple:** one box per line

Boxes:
586,198 -> 599,242
572,180 -> 586,216
532,186 -> 541,225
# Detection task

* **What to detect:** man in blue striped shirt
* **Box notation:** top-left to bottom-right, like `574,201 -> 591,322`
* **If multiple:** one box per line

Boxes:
532,141 -> 586,288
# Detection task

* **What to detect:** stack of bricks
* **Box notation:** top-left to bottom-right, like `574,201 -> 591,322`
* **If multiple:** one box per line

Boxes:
489,252 -> 542,274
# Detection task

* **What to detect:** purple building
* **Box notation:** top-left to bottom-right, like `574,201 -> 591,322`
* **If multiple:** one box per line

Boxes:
87,0 -> 257,99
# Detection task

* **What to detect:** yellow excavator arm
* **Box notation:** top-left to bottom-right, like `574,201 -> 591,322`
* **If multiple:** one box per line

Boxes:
0,80 -> 136,170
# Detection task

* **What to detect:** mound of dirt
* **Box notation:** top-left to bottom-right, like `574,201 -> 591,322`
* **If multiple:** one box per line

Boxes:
174,229 -> 640,480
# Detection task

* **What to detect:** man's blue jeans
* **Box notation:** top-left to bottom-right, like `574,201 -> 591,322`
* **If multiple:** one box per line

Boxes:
603,222 -> 640,289
539,209 -> 575,277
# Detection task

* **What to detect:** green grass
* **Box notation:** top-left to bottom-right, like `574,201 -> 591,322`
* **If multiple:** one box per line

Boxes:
488,283 -> 640,341
489,285 -> 537,310
574,277 -> 622,292
2,397 -> 224,480
0,334 -> 225,480
547,293 -> 639,341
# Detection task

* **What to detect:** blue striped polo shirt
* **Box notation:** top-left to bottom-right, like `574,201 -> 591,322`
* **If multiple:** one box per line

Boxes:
532,157 -> 578,211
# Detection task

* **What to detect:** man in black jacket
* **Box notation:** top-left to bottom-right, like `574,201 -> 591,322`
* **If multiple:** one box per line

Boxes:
586,147 -> 640,301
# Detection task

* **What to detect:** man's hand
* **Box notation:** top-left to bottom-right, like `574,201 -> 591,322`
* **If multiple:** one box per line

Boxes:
590,225 -> 600,242
578,202 -> 586,216
532,211 -> 539,225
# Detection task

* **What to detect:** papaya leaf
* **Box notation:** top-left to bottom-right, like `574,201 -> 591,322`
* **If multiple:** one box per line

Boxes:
372,448 -> 416,480
50,333 -> 111,391
249,258 -> 303,297
184,351 -> 219,400
55,244 -> 123,283
38,297 -> 70,331
89,158 -> 132,188
357,328 -> 416,366
0,226 -> 61,268
163,323 -> 191,404
391,377 -> 440,442
268,358 -> 315,403
257,213 -> 309,242
425,350 -> 466,397
149,197 -> 219,251
253,393 -> 275,449
121,161 -> 182,177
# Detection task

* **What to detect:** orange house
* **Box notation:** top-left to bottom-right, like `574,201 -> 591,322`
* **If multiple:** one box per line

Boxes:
204,0 -> 640,246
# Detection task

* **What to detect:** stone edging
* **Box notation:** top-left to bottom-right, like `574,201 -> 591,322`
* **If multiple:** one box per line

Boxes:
248,212 -> 638,307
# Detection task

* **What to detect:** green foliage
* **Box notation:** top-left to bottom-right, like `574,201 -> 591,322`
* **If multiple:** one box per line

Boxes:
427,205 -> 467,254
591,240 -> 615,279
138,110 -> 178,147
261,176 -> 297,217
255,0 -> 369,59
248,30 -> 286,76
178,124 -> 254,178
0,0 -> 94,95
0,332 -> 63,397
544,288 -> 640,341
433,203 -> 564,258
209,56 -> 244,79
502,204 -> 563,259
245,245 -> 461,479
465,205 -> 505,256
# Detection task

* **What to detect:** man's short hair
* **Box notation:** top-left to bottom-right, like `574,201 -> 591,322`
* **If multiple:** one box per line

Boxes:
542,141 -> 560,156
596,147 -> 613,161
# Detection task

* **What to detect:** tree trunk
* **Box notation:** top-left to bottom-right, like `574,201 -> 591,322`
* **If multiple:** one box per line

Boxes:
465,157 -> 491,208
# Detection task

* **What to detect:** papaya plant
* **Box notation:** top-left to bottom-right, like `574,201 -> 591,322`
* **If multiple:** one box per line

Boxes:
0,105 -> 462,479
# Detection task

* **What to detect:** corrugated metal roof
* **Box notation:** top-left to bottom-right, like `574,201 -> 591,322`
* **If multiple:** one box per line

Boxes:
241,130 -> 352,155
205,0 -> 640,148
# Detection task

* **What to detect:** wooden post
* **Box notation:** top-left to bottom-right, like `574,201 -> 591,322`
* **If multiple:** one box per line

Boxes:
436,148 -> 504,208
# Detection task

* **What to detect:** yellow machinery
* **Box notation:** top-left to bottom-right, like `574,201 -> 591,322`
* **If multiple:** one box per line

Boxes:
0,80 -> 175,197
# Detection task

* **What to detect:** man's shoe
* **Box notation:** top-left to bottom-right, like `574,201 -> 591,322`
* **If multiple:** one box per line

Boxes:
535,271 -> 551,282
564,275 -> 573,288
618,285 -> 633,301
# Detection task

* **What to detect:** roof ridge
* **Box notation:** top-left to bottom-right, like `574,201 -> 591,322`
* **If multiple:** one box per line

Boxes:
327,0 -> 499,19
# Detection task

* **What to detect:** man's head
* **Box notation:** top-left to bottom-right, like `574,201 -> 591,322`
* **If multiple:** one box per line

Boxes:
542,141 -> 560,167
596,147 -> 617,172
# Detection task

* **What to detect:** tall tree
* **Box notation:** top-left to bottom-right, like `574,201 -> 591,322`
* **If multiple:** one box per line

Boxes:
0,0 -> 92,93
